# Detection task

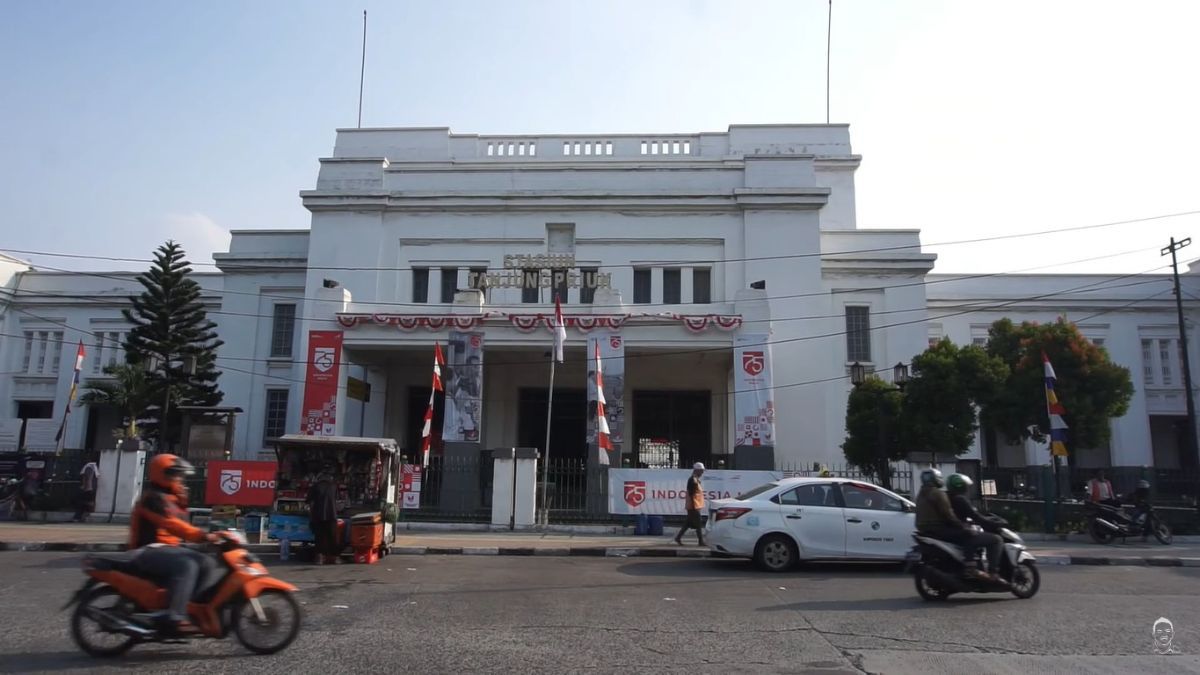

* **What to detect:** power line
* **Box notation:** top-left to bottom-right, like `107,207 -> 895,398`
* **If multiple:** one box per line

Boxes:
7,243 -> 1168,312
3,208 -> 1197,274
5,265 -> 1182,382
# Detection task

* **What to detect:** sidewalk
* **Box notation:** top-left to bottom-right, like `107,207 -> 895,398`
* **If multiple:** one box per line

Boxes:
2,521 -> 1198,566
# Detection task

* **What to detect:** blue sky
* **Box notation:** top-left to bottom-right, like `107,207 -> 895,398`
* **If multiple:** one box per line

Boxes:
2,0 -> 1198,275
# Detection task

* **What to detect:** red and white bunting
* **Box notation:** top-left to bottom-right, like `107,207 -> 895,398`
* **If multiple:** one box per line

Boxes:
595,341 -> 612,464
421,342 -> 446,467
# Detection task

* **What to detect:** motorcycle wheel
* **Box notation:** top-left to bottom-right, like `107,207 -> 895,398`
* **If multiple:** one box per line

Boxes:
1151,518 -> 1173,545
1009,561 -> 1040,599
70,586 -> 138,657
914,567 -> 950,602
234,589 -> 302,655
1088,519 -> 1115,545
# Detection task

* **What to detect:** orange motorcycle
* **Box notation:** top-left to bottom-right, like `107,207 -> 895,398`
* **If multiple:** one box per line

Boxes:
63,530 -> 301,656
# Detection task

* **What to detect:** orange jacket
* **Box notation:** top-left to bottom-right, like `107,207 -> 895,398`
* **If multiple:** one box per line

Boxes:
128,485 -> 206,548
687,476 -> 705,511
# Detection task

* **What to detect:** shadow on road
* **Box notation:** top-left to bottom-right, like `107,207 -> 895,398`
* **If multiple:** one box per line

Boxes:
615,558 -> 909,580
0,649 -> 242,673
758,595 -> 1005,613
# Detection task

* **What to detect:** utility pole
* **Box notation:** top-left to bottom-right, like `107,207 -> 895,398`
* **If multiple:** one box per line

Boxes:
1162,237 -> 1199,471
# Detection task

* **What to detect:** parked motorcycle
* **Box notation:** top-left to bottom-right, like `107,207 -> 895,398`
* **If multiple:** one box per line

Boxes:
63,529 -> 302,657
1085,500 -> 1172,545
905,524 -> 1040,601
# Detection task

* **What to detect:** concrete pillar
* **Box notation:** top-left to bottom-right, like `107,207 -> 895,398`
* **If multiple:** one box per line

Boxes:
94,439 -> 148,522
490,447 -> 540,529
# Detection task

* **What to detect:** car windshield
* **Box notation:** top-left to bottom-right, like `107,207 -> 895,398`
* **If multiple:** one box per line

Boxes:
735,483 -> 779,501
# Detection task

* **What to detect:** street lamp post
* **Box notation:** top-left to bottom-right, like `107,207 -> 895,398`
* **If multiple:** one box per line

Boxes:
850,361 -> 909,489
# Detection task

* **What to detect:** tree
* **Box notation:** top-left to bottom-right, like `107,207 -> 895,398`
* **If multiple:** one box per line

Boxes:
981,317 -> 1134,456
900,339 -> 1008,463
841,376 -> 904,480
79,362 -> 154,439
122,241 -> 224,450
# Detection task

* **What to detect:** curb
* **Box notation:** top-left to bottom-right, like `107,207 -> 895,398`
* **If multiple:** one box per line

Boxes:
2,541 -> 1196,568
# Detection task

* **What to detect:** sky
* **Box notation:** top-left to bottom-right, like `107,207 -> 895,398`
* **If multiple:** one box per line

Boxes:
2,0 -> 1199,276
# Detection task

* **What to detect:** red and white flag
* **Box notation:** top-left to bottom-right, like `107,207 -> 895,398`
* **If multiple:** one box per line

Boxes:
552,294 -> 567,363
594,341 -> 612,464
421,342 -> 446,467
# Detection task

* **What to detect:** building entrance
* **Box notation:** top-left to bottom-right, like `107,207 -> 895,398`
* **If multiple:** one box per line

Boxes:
631,390 -> 711,468
517,387 -> 587,461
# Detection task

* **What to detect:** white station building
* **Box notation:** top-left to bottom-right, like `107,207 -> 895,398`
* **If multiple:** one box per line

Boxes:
1,124 -> 1198,474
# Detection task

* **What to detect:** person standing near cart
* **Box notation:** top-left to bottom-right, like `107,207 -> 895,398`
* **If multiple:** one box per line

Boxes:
307,472 -> 340,565
674,463 -> 707,546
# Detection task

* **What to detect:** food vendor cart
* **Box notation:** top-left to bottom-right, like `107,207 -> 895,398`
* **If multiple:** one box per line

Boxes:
267,435 -> 401,563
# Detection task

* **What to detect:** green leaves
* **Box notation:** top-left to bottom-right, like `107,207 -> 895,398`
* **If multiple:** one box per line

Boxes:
900,339 -> 1008,460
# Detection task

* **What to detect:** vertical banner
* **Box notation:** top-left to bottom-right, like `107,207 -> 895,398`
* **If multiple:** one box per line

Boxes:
399,464 -> 423,509
443,331 -> 484,443
301,330 -> 344,436
733,334 -> 776,448
587,332 -> 625,458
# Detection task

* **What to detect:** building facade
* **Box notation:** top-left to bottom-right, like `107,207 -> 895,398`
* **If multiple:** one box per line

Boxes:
1,124 -> 1196,473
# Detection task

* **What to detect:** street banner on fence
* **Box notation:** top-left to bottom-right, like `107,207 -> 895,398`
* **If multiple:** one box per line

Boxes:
443,332 -> 484,443
587,332 -> 624,459
399,464 -> 422,509
608,468 -> 783,515
733,334 -> 776,449
205,460 -> 278,506
301,330 -> 344,436
21,419 -> 60,453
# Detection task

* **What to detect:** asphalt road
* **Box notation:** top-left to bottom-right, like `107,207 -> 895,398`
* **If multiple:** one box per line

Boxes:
1,553 -> 1199,674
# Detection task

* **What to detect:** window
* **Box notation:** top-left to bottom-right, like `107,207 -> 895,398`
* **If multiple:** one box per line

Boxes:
36,331 -> 49,373
93,333 -> 106,373
845,306 -> 871,362
412,268 -> 429,303
48,332 -> 63,374
263,389 -> 289,443
270,304 -> 297,358
551,268 -> 569,304
580,267 -> 599,304
1161,340 -> 1174,385
692,268 -> 711,304
663,269 -> 681,304
1142,339 -> 1155,385
522,269 -> 540,304
107,332 -> 124,369
440,267 -> 459,303
735,482 -> 779,501
840,483 -> 905,512
777,484 -> 836,507
21,331 -> 33,372
633,269 -> 652,304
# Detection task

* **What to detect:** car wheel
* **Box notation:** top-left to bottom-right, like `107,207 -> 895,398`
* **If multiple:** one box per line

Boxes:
754,534 -> 797,573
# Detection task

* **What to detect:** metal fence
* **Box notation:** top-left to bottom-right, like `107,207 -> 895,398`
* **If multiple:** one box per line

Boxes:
980,465 -> 1200,506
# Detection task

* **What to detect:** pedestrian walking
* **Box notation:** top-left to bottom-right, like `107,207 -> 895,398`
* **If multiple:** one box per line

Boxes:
674,462 -> 707,546
307,472 -> 340,564
74,454 -> 100,522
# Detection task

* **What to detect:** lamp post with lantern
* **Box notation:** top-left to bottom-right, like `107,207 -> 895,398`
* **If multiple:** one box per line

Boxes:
849,361 -> 910,489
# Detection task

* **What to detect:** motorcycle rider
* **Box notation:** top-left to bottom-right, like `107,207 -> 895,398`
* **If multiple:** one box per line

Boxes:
914,468 -> 995,581
128,454 -> 219,637
945,473 -> 1004,580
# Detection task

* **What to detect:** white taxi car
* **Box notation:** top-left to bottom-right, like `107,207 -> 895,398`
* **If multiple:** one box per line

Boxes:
706,477 -> 916,572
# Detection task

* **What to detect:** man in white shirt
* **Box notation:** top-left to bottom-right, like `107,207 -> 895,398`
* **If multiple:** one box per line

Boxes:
74,455 -> 100,522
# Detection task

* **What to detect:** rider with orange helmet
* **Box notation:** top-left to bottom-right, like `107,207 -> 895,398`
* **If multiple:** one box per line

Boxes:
128,454 -> 218,636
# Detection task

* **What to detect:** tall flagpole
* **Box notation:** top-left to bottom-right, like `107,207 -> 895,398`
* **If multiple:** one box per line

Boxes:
540,351 -> 556,526
358,10 -> 367,128
826,0 -> 832,124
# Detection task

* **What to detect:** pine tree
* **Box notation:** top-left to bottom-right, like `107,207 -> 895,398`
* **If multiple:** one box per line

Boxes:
122,241 -> 224,451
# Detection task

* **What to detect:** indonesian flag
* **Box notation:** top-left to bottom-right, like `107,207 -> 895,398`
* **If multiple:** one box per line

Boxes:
1043,352 -> 1069,457
553,294 -> 566,363
595,341 -> 612,464
421,342 -> 446,467
55,341 -> 86,444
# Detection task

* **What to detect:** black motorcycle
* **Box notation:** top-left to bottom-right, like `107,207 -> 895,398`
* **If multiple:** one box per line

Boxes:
1085,500 -> 1172,545
905,522 -> 1040,601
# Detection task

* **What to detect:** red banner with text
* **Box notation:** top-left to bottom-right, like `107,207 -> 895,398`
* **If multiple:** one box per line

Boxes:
302,330 -> 344,436
205,460 -> 279,506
